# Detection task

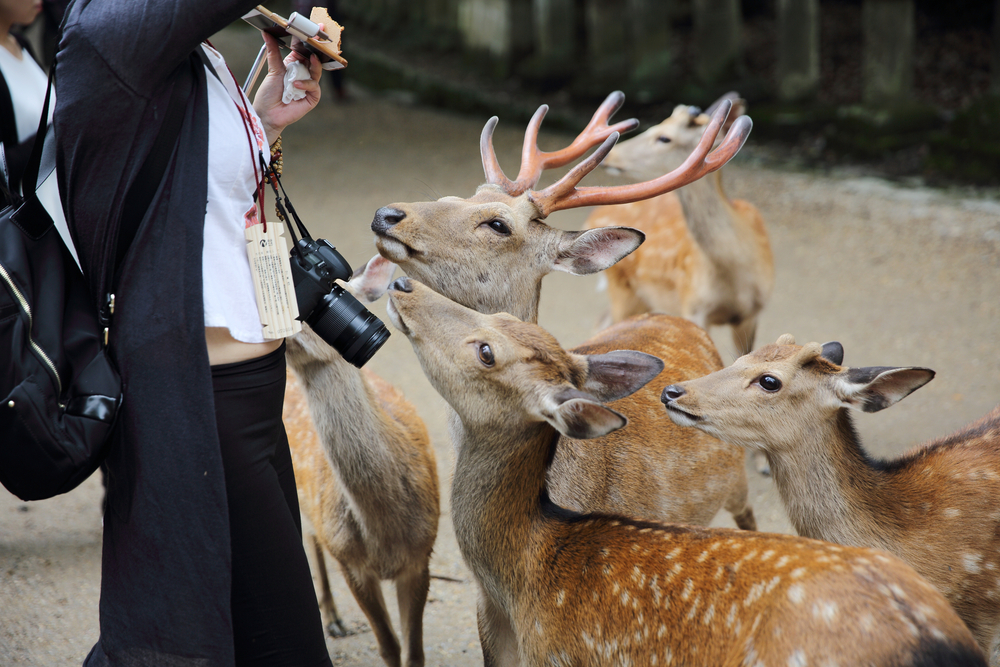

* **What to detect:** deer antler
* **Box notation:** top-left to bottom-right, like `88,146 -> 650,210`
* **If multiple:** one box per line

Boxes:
480,91 -> 640,196
529,99 -> 752,218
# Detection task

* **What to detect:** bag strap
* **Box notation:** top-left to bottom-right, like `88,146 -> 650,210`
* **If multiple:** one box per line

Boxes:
18,66 -> 54,203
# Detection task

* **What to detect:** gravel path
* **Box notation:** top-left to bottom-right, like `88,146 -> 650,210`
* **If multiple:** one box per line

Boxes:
2,27 -> 998,667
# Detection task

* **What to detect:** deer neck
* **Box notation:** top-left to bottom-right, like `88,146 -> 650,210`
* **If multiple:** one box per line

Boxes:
675,170 -> 745,266
296,357 -> 407,513
450,419 -> 556,599
766,411 -> 898,550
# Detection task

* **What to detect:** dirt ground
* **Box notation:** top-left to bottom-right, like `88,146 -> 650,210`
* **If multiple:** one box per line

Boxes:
2,29 -> 999,666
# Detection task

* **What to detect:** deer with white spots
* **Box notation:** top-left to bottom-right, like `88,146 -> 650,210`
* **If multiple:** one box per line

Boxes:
371,92 -> 757,531
282,256 -> 440,667
385,277 -> 986,667
662,333 -> 1000,664
583,92 -> 774,357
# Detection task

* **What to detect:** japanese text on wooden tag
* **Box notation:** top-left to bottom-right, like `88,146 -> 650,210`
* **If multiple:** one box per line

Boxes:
245,222 -> 302,339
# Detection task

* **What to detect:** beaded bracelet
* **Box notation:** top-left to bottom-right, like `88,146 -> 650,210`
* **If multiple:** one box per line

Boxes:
270,136 -> 283,177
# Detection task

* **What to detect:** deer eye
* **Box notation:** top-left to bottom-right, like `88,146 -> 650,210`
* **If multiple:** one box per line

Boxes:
477,343 -> 495,367
756,375 -> 782,392
484,219 -> 511,236
656,136 -> 672,144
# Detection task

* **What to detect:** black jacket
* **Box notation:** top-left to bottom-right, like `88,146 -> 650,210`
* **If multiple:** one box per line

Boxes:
55,2 -> 261,664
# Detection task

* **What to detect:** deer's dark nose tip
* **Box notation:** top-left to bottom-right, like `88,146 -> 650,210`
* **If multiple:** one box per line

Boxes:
661,384 -> 686,403
372,207 -> 406,234
390,276 -> 413,293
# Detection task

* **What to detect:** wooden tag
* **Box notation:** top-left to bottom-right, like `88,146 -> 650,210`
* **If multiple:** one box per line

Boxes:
245,222 -> 302,339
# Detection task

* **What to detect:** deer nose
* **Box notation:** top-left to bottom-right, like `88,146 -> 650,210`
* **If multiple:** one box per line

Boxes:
661,384 -> 686,403
390,277 -> 413,293
372,206 -> 406,235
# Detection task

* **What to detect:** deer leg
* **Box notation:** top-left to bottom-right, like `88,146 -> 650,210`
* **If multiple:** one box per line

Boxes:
395,564 -> 431,667
731,315 -> 758,357
723,468 -> 757,531
476,587 -> 519,667
308,532 -> 348,637
341,564 -> 402,667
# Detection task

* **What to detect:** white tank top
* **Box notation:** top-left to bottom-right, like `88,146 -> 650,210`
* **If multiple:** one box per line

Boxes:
200,43 -> 271,343
0,45 -> 51,143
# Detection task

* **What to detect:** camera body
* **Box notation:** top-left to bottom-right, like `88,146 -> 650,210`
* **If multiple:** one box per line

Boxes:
288,237 -> 390,368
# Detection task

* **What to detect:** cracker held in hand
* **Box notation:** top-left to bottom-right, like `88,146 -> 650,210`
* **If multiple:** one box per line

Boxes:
310,6 -> 343,56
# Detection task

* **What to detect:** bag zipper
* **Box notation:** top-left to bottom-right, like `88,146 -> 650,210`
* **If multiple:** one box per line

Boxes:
0,260 -> 64,402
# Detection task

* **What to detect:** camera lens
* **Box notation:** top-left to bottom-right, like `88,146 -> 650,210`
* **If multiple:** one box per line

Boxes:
305,284 -> 391,368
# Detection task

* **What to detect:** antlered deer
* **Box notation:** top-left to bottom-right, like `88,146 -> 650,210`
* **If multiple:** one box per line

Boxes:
371,92 -> 757,530
384,277 -> 986,667
583,93 -> 773,357
283,256 -> 440,667
662,334 -> 1000,664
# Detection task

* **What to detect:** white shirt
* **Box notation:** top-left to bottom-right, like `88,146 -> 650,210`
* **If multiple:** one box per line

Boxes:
200,44 -> 271,344
0,44 -> 51,143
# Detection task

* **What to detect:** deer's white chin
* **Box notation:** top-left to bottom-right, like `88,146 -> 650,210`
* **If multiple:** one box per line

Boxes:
664,403 -> 701,428
374,235 -> 413,263
385,298 -> 409,335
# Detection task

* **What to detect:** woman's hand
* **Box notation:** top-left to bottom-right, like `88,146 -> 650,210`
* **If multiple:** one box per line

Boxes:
252,30 -> 323,145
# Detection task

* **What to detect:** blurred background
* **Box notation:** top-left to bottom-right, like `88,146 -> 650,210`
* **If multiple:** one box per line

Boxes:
300,0 -> 998,186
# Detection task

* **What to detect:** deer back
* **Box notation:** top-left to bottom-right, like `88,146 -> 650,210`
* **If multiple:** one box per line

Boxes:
548,313 -> 745,525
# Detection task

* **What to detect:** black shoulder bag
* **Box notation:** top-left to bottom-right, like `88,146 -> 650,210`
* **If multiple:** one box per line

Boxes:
0,63 -> 190,501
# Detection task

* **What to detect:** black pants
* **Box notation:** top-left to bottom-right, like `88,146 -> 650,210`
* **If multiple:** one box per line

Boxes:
212,343 -> 332,667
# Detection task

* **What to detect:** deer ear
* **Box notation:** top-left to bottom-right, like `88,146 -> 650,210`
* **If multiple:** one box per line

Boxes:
821,341 -> 844,365
834,367 -> 935,413
348,255 -> 398,304
583,350 -> 664,403
547,396 -> 628,440
552,227 -> 644,275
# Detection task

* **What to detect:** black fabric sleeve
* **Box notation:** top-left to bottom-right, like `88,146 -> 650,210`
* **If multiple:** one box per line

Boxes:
68,0 -> 260,96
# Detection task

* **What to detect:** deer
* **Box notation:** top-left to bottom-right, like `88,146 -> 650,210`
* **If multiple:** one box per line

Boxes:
661,333 -> 1000,664
282,255 -> 440,667
371,91 -> 758,531
583,92 -> 774,358
383,276 -> 987,667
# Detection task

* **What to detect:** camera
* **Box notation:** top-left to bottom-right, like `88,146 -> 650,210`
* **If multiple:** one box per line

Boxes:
288,237 -> 390,368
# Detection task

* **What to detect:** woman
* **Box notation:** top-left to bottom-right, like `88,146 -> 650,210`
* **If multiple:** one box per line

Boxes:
55,2 -> 333,665
0,0 -> 45,195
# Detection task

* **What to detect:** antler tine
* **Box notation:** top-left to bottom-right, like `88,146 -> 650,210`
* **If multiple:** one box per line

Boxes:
531,99 -> 750,218
481,116 -> 518,193
704,115 -> 753,170
509,91 -> 639,194
528,133 -> 621,214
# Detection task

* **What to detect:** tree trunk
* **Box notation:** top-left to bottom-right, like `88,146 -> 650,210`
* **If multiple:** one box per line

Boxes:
862,0 -> 914,106
776,0 -> 819,102
692,0 -> 742,84
993,0 -> 1000,94
534,0 -> 579,68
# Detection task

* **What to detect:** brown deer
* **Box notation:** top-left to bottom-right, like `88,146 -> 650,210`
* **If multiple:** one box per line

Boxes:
583,92 -> 774,357
661,334 -> 1000,664
371,91 -> 757,530
384,276 -> 987,667
283,256 -> 440,667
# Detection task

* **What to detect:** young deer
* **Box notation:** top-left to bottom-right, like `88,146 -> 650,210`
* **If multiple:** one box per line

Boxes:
283,256 -> 440,667
583,92 -> 774,357
662,334 -> 1000,663
384,277 -> 987,667
371,92 -> 757,530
